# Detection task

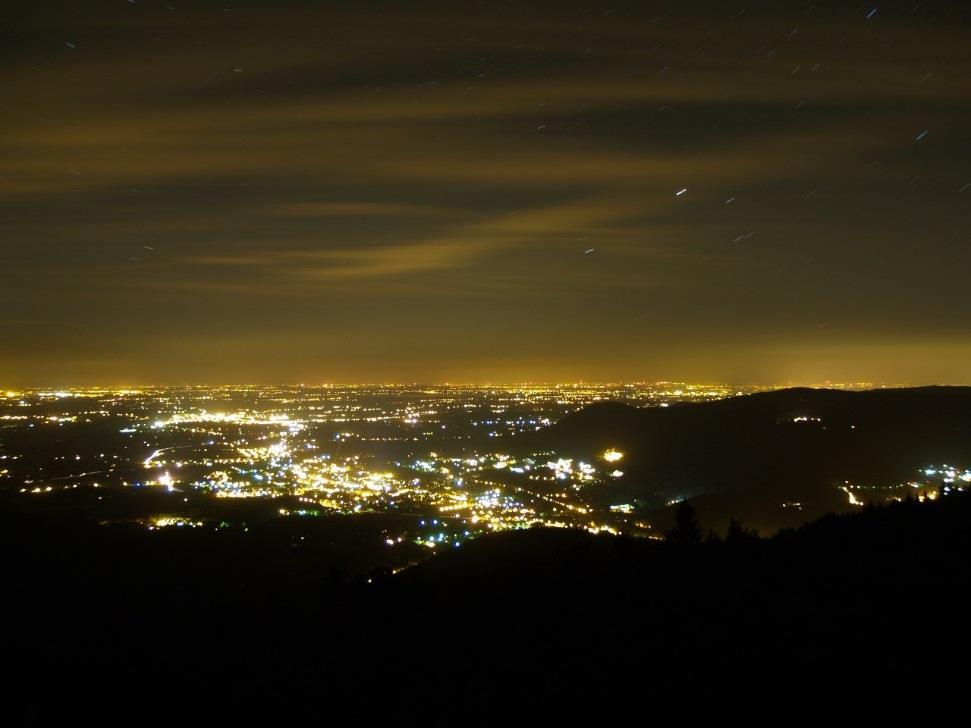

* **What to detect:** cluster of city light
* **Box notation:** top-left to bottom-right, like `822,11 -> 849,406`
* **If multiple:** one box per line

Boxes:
840,464 -> 971,506
146,516 -> 204,530
602,449 -> 624,463
2,383 -> 820,547
151,410 -> 301,430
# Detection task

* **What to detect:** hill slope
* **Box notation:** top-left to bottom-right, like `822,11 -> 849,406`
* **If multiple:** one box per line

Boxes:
7,492 -> 971,720
529,386 -> 971,531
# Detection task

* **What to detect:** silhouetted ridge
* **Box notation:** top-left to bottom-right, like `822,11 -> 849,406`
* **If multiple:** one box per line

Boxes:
7,474 -> 971,719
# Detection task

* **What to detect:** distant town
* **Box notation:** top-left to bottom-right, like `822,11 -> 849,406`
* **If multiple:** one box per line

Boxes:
5,382 -> 961,567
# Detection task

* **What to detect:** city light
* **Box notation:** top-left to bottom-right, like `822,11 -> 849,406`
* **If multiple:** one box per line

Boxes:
602,449 -> 624,463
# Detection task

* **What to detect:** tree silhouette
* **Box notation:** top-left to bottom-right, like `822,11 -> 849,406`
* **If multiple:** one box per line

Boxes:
725,517 -> 760,544
666,501 -> 702,544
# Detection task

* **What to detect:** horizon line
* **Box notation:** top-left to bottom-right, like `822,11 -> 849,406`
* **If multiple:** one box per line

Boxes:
4,381 -> 946,392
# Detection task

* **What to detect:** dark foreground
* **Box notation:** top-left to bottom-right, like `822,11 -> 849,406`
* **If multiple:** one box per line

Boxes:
6,492 -> 971,722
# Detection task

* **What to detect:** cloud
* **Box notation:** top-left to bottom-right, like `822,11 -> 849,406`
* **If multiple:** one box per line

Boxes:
3,1 -> 970,383
270,202 -> 454,217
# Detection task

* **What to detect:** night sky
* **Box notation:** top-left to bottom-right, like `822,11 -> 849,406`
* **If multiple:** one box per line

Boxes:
2,1 -> 969,385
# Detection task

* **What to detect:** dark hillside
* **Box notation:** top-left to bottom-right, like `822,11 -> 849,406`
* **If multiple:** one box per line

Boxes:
528,386 -> 971,531
6,492 -> 971,721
